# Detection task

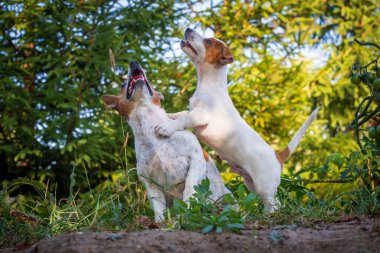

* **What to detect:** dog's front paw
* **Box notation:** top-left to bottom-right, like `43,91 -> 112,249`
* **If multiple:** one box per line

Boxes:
166,113 -> 176,120
155,121 -> 177,137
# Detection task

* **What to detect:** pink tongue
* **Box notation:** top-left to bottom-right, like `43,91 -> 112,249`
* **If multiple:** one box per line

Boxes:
132,74 -> 145,82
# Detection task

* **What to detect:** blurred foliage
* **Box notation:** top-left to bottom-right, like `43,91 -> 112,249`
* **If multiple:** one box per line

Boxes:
0,0 -> 192,193
1,3 -> 380,249
193,0 -> 380,168
0,0 -> 379,200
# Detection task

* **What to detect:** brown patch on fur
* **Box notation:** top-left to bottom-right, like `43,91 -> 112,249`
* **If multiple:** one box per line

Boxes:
204,38 -> 233,67
202,149 -> 210,161
151,91 -> 163,107
151,95 -> 161,106
275,147 -> 291,168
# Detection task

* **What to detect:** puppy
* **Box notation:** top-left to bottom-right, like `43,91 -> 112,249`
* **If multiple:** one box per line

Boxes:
155,28 -> 320,212
103,61 -> 230,221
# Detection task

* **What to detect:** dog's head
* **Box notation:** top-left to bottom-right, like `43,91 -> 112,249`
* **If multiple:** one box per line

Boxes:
181,28 -> 233,68
102,61 -> 164,117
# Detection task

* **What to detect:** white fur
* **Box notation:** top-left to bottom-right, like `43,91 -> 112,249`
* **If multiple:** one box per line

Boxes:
123,81 -> 230,221
155,29 -> 319,212
287,107 -> 320,153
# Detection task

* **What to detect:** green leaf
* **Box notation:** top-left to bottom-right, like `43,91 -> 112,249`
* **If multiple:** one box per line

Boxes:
202,224 -> 214,234
223,194 -> 236,204
237,184 -> 246,199
173,199 -> 187,214
228,223 -> 245,229
328,153 -> 345,169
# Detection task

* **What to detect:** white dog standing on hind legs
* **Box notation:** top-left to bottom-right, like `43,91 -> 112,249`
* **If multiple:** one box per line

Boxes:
155,28 -> 320,212
103,61 -> 231,221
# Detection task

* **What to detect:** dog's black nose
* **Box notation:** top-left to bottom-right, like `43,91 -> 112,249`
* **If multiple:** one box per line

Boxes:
185,27 -> 193,34
130,61 -> 139,67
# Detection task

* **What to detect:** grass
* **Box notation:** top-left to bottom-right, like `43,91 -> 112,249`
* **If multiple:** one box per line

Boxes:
0,164 -> 150,249
0,163 -> 379,251
1,136 -> 379,251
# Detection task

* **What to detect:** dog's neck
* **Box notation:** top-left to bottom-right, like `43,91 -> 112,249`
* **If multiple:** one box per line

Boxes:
196,64 -> 228,93
128,102 -> 167,147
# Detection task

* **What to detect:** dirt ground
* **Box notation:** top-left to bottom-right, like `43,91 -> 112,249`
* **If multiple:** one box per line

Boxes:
8,216 -> 380,253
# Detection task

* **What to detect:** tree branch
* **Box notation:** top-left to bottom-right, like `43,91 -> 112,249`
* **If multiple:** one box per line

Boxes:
357,106 -> 380,127
300,179 -> 353,183
354,39 -> 380,51
349,96 -> 372,126
287,178 -> 354,184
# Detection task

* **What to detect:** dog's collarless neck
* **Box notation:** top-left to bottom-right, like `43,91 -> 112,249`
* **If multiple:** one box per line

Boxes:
196,66 -> 228,91
128,104 -> 167,141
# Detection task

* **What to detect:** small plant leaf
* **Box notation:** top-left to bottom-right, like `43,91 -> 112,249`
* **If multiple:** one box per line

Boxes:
228,223 -> 245,229
202,224 -> 214,234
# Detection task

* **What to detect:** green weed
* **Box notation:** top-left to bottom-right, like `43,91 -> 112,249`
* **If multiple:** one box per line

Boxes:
0,164 -> 150,250
166,178 -> 244,234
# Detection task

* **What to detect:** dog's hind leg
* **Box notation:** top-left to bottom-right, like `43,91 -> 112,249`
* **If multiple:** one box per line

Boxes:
206,158 -> 231,200
182,154 -> 207,202
242,174 -> 255,192
141,179 -> 166,222
250,165 -> 281,213
230,165 -> 255,192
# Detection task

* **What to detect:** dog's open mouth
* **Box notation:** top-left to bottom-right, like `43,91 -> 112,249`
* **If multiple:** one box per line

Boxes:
126,68 -> 154,99
181,40 -> 198,55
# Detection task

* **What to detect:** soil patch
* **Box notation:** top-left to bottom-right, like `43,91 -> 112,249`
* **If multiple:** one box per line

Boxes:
9,216 -> 380,253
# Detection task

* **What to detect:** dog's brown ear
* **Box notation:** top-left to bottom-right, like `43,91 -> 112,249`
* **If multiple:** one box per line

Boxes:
103,95 -> 119,110
218,47 -> 233,66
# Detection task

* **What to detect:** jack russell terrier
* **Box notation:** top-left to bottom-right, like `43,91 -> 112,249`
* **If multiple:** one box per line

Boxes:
155,28 -> 320,212
103,61 -> 231,221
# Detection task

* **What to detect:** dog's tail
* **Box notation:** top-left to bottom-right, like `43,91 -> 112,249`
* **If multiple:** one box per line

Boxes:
276,107 -> 320,165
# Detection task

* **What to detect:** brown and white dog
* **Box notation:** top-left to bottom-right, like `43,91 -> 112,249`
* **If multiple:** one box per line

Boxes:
155,28 -> 320,212
103,61 -> 230,221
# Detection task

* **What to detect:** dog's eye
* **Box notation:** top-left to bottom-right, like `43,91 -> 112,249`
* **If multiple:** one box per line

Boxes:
206,39 -> 212,45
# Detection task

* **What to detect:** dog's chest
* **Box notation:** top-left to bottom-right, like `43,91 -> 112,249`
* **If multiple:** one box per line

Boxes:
194,125 -> 216,146
136,140 -> 189,187
190,92 -> 253,153
192,112 -> 234,151
130,104 -> 191,188
190,95 -> 226,148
